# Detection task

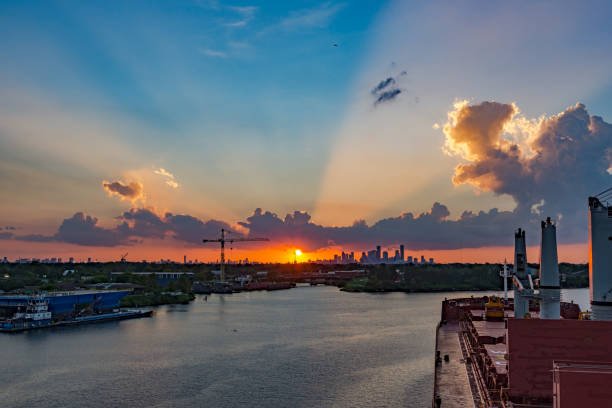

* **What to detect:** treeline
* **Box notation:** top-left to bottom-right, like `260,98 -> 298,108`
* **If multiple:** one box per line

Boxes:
343,262 -> 589,292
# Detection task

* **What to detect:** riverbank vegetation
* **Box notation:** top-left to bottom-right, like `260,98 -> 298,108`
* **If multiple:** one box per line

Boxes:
0,261 -> 588,297
341,263 -> 589,293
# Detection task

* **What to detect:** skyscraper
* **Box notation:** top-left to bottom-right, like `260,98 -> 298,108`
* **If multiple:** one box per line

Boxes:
376,246 -> 381,261
400,245 -> 404,263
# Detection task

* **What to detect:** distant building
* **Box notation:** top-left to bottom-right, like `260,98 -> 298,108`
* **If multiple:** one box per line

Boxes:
110,272 -> 195,287
421,255 -> 426,264
376,246 -> 381,261
429,258 -> 434,264
400,245 -> 405,263
407,256 -> 413,264
382,251 -> 388,262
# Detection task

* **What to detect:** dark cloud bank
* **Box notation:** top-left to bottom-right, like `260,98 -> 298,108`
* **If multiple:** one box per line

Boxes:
9,102 -> 611,251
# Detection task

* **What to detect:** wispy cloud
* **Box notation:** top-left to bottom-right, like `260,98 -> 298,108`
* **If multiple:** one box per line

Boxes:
225,20 -> 248,28
154,168 -> 174,179
198,48 -> 227,58
154,167 -> 179,189
276,2 -> 346,31
225,5 -> 258,28
229,6 -> 258,16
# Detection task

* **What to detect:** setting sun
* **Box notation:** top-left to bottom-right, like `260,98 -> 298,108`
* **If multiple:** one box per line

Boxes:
295,249 -> 302,257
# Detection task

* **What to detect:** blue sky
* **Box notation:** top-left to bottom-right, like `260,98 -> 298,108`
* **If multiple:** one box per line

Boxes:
1,0 -> 611,261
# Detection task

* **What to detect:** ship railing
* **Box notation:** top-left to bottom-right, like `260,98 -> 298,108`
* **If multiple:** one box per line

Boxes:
460,313 -> 495,408
431,320 -> 442,408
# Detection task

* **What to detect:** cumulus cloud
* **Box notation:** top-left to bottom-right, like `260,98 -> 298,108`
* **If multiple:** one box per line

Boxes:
116,208 -> 231,244
237,203 -> 522,251
16,213 -> 128,246
154,168 -> 179,189
13,100 -> 609,250
443,101 -> 612,241
102,180 -> 143,201
12,202 -> 522,250
16,209 -> 233,247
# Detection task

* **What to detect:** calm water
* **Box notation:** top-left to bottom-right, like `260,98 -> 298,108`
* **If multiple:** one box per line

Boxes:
0,286 -> 589,408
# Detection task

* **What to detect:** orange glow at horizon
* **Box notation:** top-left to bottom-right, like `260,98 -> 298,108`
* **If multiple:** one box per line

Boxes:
0,239 -> 589,264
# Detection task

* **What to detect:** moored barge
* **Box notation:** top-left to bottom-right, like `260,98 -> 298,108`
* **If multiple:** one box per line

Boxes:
0,290 -> 152,332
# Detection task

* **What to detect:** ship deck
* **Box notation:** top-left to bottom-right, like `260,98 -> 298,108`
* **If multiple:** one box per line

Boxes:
433,322 -> 477,408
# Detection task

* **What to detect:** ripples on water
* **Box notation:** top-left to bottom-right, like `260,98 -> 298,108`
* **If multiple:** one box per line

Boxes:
0,286 -> 589,408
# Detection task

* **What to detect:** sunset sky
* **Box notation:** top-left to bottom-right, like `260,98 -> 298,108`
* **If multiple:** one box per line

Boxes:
1,0 -> 611,263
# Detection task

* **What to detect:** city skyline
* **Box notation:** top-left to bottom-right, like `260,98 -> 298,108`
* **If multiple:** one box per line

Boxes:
1,1 -> 611,263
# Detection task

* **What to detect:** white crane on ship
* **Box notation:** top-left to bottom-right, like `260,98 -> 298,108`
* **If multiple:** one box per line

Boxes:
202,229 -> 269,282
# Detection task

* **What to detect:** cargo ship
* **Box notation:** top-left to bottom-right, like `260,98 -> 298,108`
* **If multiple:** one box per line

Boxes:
432,191 -> 612,407
0,290 -> 152,332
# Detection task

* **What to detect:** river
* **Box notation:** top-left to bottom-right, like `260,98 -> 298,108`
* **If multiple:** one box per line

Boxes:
0,286 -> 589,408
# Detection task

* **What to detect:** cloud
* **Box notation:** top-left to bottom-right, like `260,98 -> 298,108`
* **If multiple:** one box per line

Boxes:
0,232 -> 13,240
14,234 -> 53,242
16,102 -> 610,251
12,202 -> 518,250
5,226 -> 16,230
225,5 -> 258,27
443,101 -> 612,241
15,208 -> 233,247
102,180 -> 143,201
374,89 -> 401,105
199,48 -> 227,58
154,168 -> 174,179
16,213 -> 128,246
154,167 -> 179,188
371,72 -> 404,106
276,2 -> 346,31
238,203 -> 522,251
371,77 -> 396,94
229,6 -> 258,15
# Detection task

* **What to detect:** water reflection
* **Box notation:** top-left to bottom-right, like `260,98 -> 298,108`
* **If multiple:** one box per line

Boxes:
0,286 -> 590,408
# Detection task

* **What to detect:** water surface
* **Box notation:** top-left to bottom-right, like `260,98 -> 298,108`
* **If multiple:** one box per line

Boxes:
0,286 -> 589,408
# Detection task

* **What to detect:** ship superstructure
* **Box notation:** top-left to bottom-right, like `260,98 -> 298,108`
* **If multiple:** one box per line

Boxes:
433,191 -> 612,408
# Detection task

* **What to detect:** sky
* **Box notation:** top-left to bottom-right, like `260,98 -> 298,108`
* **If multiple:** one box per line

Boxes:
1,0 -> 611,263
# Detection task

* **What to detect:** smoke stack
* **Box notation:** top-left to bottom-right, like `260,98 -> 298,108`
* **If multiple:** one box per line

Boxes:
539,217 -> 560,319
588,196 -> 612,320
513,228 -> 529,318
